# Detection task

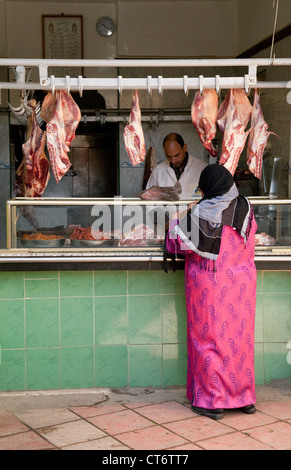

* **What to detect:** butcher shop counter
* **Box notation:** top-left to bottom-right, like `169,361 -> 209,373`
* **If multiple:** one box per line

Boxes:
3,197 -> 291,271
1,196 -> 291,392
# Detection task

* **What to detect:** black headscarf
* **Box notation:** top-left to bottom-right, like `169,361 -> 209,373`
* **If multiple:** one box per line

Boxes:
171,164 -> 254,270
198,163 -> 235,201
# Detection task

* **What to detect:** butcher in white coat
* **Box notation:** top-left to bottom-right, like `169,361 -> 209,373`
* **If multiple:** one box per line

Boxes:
146,133 -> 207,199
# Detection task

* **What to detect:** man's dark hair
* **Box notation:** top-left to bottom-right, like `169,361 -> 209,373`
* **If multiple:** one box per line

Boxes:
163,133 -> 185,148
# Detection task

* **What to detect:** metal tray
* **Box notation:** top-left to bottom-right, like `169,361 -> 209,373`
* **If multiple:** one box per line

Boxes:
21,238 -> 66,248
70,239 -> 114,248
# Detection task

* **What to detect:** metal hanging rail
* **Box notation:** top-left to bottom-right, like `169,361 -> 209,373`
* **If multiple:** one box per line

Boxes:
0,58 -> 290,96
1,57 -> 291,67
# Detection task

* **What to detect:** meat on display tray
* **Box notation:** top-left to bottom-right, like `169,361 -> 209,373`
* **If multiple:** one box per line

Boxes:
21,239 -> 66,248
70,239 -> 114,247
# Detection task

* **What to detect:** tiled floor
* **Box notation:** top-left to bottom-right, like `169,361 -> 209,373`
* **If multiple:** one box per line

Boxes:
0,389 -> 291,450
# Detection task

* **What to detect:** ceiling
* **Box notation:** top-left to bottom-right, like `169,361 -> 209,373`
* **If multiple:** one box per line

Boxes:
6,0 -> 238,2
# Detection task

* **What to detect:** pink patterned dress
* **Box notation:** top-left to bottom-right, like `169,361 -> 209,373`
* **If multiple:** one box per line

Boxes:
166,217 -> 257,409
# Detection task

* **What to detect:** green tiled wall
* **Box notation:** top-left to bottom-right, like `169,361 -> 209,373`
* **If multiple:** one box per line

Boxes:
0,269 -> 290,391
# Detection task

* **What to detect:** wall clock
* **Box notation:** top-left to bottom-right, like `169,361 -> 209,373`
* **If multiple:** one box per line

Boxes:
96,17 -> 115,37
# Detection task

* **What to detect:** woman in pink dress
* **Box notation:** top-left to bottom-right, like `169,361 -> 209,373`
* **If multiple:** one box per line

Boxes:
166,164 -> 257,420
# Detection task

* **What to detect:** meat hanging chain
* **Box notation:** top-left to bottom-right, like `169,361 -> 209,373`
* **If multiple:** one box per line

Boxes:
123,90 -> 146,166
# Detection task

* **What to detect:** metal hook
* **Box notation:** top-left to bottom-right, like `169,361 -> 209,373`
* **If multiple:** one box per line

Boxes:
158,75 -> 163,96
50,75 -> 55,96
15,66 -> 26,85
215,75 -> 221,95
147,75 -> 152,95
183,75 -> 188,96
78,75 -> 83,97
15,66 -> 26,99
244,74 -> 250,95
101,113 -> 106,126
286,81 -> 291,105
118,75 -> 123,96
39,65 -> 48,86
199,75 -> 204,94
149,114 -> 153,128
65,75 -> 70,95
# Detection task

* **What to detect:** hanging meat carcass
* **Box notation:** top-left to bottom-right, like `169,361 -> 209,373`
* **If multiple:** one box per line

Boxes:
124,90 -> 146,166
41,90 -> 81,183
218,89 -> 252,134
246,89 -> 279,179
14,100 -> 50,198
191,89 -> 218,156
217,89 -> 253,175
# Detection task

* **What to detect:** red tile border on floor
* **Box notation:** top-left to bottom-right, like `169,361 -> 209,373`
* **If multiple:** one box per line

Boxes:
0,412 -> 29,438
0,431 -> 55,450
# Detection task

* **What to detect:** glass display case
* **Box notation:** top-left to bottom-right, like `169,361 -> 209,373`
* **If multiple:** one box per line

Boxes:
252,198 -> 291,252
6,197 -> 183,251
5,197 -> 291,255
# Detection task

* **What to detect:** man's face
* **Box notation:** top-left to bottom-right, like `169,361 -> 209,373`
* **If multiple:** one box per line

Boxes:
164,141 -> 187,169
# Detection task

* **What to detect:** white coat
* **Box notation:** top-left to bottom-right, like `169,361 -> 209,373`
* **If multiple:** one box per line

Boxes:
146,154 -> 207,199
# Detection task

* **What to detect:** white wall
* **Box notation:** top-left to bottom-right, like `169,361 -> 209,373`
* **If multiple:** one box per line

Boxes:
0,0 -> 7,57
5,1 -> 118,106
2,1 -> 291,61
117,1 -> 238,57
237,0 -> 291,54
5,1 -> 117,58
3,1 -> 238,61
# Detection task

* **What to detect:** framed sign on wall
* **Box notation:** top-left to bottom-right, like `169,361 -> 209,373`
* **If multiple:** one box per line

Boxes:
42,15 -> 83,77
